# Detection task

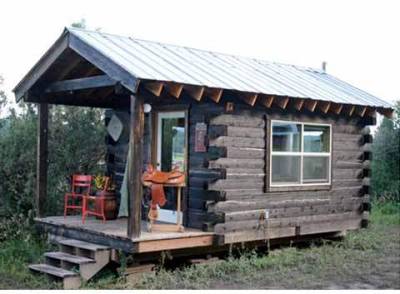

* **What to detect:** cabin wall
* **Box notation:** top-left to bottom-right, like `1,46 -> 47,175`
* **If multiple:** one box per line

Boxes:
202,106 -> 372,243
105,100 -> 372,241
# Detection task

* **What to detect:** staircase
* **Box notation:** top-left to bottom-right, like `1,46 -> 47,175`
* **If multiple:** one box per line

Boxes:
29,238 -> 111,289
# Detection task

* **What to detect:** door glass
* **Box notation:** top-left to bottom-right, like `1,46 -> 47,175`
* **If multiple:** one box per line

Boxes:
160,116 -> 186,172
156,112 -> 186,224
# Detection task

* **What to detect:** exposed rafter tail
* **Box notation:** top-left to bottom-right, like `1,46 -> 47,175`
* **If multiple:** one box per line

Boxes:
184,85 -> 204,101
205,87 -> 223,103
241,92 -> 258,106
165,82 -> 183,99
144,81 -> 164,97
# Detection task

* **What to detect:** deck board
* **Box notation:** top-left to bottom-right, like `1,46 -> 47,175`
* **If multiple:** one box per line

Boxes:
35,216 -> 214,253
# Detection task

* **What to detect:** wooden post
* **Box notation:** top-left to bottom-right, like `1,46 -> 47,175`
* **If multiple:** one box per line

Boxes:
127,95 -> 144,238
36,103 -> 48,218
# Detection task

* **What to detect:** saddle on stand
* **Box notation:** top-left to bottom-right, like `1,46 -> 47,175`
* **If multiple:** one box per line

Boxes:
142,164 -> 185,232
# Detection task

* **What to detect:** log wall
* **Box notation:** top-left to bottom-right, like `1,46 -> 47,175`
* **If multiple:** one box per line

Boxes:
199,105 -> 373,244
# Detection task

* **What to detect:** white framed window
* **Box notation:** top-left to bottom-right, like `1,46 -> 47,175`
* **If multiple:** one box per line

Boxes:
270,120 -> 332,187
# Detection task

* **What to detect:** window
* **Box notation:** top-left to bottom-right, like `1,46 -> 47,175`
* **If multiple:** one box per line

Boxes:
270,121 -> 331,186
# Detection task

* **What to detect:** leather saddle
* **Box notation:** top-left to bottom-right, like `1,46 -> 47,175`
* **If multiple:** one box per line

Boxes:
142,164 -> 185,221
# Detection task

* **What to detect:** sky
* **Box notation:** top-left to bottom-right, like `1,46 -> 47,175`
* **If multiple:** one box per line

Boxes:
0,0 -> 399,107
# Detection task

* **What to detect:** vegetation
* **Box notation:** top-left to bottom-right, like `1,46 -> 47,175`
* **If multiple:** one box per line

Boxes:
371,101 -> 400,200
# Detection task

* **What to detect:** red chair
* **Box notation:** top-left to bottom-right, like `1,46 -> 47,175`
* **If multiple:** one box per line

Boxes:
64,175 -> 92,220
82,177 -> 110,224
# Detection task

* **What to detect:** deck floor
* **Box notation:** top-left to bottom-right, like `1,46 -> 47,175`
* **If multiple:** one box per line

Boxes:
36,216 -> 214,253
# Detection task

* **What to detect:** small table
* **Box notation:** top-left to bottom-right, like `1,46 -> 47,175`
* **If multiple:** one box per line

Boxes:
143,182 -> 185,233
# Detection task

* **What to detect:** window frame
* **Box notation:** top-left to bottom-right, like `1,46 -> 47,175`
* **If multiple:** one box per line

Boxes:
269,119 -> 332,187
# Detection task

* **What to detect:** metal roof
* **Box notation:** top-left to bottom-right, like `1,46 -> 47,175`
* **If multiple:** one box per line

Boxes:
32,27 -> 397,108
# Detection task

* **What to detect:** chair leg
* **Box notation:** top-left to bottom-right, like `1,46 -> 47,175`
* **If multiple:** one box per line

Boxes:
64,196 -> 68,218
82,197 -> 86,224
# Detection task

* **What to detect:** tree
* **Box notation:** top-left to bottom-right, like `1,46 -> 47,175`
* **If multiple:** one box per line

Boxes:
371,101 -> 400,200
0,19 -> 107,216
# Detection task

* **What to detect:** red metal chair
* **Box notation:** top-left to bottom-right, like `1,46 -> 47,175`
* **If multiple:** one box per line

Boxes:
82,177 -> 110,224
64,175 -> 92,220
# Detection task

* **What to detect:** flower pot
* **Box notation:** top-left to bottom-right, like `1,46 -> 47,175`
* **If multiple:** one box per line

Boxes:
95,191 -> 118,220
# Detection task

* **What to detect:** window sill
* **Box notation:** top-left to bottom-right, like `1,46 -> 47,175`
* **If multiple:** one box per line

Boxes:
267,184 -> 331,193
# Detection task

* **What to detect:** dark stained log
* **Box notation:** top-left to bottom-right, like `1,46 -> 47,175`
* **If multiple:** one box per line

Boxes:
36,103 -> 49,218
222,147 -> 265,159
214,211 -> 361,234
127,95 -> 144,238
45,75 -> 116,93
204,88 -> 223,103
210,114 -> 265,128
208,178 -> 265,190
208,125 -> 264,140
208,198 -> 330,213
209,158 -> 265,169
210,136 -> 265,148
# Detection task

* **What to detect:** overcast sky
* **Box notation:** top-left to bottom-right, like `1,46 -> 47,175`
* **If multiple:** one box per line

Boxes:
1,0 -> 399,105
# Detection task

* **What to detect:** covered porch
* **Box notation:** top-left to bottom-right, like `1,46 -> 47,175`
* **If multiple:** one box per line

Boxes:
13,28 -> 213,246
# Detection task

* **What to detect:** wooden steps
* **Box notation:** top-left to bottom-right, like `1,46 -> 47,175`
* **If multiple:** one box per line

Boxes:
28,264 -> 81,289
29,238 -> 111,289
44,251 -> 95,265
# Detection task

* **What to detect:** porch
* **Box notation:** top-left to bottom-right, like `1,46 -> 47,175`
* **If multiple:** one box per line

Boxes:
36,215 -> 215,253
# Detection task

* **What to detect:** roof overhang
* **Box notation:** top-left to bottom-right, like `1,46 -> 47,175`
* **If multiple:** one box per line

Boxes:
13,28 -> 139,103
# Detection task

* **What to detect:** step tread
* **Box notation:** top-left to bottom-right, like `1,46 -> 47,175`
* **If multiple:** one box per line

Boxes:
29,263 -> 78,278
58,239 -> 110,251
45,251 -> 95,264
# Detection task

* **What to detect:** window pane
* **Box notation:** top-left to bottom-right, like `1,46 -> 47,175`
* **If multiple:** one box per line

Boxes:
272,122 -> 301,152
303,156 -> 329,182
272,155 -> 301,184
304,125 -> 330,152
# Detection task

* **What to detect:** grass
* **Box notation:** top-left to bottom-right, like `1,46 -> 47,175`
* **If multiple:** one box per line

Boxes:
0,201 -> 399,289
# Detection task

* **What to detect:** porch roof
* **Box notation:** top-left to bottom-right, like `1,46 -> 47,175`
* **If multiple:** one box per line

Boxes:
14,27 -> 393,116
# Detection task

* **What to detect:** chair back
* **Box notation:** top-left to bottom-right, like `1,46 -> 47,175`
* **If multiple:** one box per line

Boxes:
71,174 -> 92,195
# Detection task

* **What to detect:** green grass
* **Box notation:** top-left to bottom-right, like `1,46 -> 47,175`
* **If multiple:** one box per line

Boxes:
0,201 -> 399,289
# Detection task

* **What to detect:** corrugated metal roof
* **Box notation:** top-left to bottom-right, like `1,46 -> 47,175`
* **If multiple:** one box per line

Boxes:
68,27 -> 392,108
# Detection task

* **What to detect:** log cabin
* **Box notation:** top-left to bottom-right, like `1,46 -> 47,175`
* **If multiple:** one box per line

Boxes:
13,27 -> 393,288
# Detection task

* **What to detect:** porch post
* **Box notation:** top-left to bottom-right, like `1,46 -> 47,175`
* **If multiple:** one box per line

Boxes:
36,103 -> 48,218
127,95 -> 144,238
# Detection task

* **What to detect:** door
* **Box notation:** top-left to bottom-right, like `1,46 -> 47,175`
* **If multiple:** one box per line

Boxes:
155,111 -> 187,223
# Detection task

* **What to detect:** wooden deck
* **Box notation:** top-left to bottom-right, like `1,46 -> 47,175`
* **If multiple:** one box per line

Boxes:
35,216 -> 215,253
